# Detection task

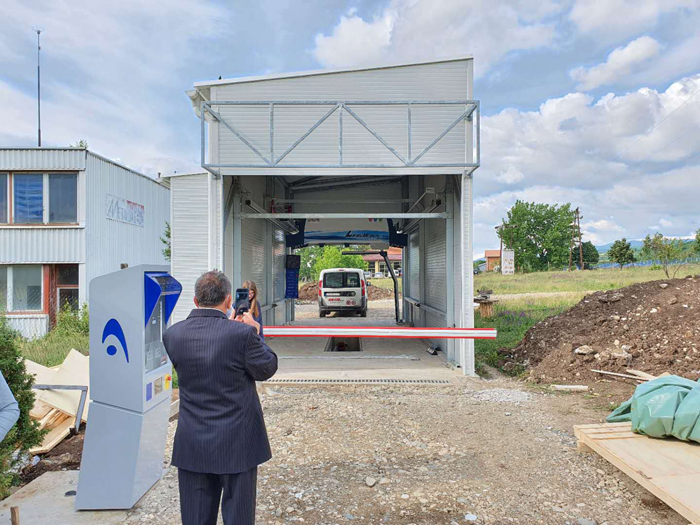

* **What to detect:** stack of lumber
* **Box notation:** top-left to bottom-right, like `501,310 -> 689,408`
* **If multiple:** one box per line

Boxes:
26,350 -> 90,455
575,422 -> 700,524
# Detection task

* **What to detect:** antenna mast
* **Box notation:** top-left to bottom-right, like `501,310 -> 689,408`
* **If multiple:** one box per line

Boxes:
32,26 -> 44,147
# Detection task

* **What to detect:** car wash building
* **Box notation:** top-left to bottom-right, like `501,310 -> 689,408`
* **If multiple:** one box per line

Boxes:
169,56 -> 482,374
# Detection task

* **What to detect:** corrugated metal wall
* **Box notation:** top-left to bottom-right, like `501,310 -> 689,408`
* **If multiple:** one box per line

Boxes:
241,219 -> 266,289
171,174 -> 209,323
211,60 -> 471,169
0,228 -> 84,263
0,148 -> 86,171
84,152 -> 170,289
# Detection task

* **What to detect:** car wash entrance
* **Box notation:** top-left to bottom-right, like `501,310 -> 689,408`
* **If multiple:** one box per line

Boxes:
170,57 -> 491,375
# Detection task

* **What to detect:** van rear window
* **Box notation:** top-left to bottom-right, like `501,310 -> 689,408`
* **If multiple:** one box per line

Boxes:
323,272 -> 361,288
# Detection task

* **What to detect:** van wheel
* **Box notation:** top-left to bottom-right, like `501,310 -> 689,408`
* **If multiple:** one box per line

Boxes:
320,311 -> 327,318
360,309 -> 367,318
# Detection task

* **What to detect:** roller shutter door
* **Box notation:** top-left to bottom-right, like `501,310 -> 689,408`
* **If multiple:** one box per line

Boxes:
241,219 -> 266,288
273,227 -> 286,324
407,230 -> 420,300
424,219 -> 447,314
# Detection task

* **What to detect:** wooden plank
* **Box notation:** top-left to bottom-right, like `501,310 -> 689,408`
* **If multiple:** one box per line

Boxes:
10,506 -> 19,525
551,385 -> 589,392
626,369 -> 657,381
29,401 -> 53,420
37,409 -> 61,430
26,350 -> 89,421
575,422 -> 700,525
29,416 -> 75,455
591,369 -> 644,381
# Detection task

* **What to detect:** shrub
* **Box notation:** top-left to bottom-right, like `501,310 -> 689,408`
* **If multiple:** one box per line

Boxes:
18,304 -> 89,367
0,318 -> 45,497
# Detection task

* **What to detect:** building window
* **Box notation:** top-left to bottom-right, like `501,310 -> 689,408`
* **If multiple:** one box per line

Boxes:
0,174 -> 7,224
49,174 -> 77,223
0,267 -> 6,311
56,264 -> 79,310
12,265 -> 43,311
13,174 -> 44,224
6,172 -> 78,225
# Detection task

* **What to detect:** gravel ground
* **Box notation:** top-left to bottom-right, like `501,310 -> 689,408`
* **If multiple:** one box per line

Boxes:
124,377 -> 687,525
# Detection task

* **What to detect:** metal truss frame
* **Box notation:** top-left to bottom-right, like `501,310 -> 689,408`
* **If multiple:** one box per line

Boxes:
200,100 -> 480,175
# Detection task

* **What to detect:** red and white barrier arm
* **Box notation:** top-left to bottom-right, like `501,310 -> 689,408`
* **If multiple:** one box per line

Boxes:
264,326 -> 497,339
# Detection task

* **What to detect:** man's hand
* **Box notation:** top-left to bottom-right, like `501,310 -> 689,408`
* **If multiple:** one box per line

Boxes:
232,311 -> 260,334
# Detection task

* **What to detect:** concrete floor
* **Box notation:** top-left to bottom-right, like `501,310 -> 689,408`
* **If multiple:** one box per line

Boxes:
0,471 -> 127,525
267,301 -> 459,382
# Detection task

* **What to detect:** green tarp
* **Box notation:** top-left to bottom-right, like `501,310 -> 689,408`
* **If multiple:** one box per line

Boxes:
606,375 -> 700,443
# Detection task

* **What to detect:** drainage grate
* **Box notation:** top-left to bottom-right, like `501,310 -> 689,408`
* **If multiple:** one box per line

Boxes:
265,379 -> 450,385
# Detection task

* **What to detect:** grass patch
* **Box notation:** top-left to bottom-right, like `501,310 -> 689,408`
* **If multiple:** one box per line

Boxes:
474,297 -> 576,376
475,263 -> 700,295
18,307 -> 89,366
367,277 -> 402,292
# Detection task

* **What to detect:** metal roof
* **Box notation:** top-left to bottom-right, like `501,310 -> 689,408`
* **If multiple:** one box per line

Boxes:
192,55 -> 473,89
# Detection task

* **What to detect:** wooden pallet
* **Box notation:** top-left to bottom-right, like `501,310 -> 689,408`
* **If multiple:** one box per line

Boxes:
575,422 -> 700,525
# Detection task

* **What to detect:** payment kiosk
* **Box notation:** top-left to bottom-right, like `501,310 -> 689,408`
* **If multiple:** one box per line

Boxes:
76,265 -> 182,510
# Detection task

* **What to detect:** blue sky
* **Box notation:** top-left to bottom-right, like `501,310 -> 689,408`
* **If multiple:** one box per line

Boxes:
1,0 -> 699,257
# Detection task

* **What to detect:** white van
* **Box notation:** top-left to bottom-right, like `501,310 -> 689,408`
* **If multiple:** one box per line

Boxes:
318,268 -> 367,318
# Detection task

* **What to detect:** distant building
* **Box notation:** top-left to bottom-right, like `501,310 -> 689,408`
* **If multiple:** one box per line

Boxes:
484,249 -> 501,271
0,148 -> 170,338
362,247 -> 402,275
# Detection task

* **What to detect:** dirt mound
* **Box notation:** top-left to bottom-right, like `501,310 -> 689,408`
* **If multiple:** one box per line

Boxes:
500,276 -> 700,384
297,282 -> 399,302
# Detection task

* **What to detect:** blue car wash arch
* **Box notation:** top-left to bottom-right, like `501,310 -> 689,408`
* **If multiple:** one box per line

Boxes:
169,56 -> 492,374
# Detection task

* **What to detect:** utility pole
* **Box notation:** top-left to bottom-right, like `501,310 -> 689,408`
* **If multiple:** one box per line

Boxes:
32,27 -> 44,147
577,208 -> 584,270
569,208 -> 584,271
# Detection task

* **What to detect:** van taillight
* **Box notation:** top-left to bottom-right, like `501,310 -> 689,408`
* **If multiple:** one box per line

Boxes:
361,280 -> 366,297
319,280 -> 322,297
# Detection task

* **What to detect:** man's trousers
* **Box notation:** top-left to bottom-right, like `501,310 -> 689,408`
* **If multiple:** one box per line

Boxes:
178,467 -> 258,525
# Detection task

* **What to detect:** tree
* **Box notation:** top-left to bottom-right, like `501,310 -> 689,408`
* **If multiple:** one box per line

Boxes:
311,246 -> 367,281
498,201 -> 576,272
0,320 -> 45,497
608,238 -> 636,269
160,221 -> 171,262
576,241 -> 599,269
695,229 -> 700,256
297,246 -> 323,281
70,139 -> 88,148
642,233 -> 686,278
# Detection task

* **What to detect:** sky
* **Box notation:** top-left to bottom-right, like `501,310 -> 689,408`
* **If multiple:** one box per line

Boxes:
1,0 -> 699,258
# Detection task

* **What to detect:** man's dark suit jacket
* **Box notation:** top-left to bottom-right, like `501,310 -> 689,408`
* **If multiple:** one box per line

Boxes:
163,308 -> 278,474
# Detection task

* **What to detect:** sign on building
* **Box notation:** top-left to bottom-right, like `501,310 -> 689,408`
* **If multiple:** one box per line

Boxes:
501,249 -> 515,275
105,194 -> 145,227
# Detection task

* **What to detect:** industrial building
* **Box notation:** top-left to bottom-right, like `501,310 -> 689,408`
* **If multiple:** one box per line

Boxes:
0,148 -> 170,338
169,56 -> 481,373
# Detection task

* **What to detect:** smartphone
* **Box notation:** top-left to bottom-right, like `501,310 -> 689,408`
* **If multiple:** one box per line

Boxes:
234,288 -> 250,318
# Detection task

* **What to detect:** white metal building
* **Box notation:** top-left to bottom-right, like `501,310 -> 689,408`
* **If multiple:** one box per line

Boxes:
170,56 -> 480,373
0,148 -> 170,338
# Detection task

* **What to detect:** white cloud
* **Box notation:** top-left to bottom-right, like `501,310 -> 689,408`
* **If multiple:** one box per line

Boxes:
0,0 -> 227,175
312,0 -> 564,77
569,0 -> 699,39
472,74 -> 700,255
581,219 -> 624,232
496,166 -> 525,185
570,36 -> 662,91
659,218 -> 673,228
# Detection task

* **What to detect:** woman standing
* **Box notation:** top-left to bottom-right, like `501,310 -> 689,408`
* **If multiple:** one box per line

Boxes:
242,280 -> 264,341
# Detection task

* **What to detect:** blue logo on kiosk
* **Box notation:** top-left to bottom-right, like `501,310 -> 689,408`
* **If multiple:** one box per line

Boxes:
102,318 -> 129,363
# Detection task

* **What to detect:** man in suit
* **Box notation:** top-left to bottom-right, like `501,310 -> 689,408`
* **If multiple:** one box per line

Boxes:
164,271 -> 278,525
